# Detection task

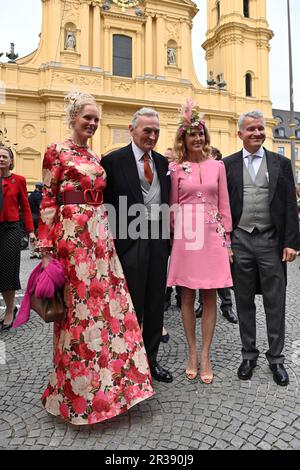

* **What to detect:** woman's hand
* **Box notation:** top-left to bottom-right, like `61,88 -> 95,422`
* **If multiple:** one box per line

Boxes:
228,247 -> 234,264
41,253 -> 53,269
29,232 -> 36,244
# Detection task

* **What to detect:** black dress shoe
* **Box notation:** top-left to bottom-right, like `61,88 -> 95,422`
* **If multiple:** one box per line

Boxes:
269,364 -> 289,386
237,359 -> 257,380
0,306 -> 18,332
150,362 -> 173,383
221,307 -> 238,324
195,304 -> 203,318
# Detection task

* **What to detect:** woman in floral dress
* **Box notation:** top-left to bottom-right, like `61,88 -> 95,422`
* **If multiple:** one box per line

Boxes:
167,100 -> 233,384
37,92 -> 154,425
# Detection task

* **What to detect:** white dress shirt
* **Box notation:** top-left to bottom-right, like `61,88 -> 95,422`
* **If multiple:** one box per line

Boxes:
242,146 -> 265,177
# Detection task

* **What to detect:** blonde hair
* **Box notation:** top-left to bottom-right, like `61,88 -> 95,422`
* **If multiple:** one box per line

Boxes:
173,125 -> 211,164
64,91 -> 98,129
0,144 -> 15,170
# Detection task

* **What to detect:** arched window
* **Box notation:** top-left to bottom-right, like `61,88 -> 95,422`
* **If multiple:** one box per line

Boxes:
275,128 -> 285,138
245,73 -> 252,97
243,0 -> 250,18
113,35 -> 132,78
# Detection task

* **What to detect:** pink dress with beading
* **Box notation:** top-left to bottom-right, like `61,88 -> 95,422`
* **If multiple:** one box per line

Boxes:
167,159 -> 233,290
37,140 -> 154,425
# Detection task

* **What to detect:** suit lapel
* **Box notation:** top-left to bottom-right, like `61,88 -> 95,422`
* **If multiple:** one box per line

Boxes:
265,148 -> 280,203
120,144 -> 144,204
152,152 -> 167,203
232,151 -> 244,203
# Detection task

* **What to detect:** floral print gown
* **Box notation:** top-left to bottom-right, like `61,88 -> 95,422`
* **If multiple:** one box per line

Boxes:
167,159 -> 233,290
37,139 -> 154,425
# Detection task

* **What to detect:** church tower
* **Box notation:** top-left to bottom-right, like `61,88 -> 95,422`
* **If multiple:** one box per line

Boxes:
203,0 -> 274,114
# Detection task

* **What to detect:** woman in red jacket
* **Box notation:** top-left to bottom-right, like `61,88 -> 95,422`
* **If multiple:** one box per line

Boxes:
0,145 -> 35,331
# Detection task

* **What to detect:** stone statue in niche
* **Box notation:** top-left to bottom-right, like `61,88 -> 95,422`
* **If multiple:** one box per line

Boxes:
65,31 -> 76,50
167,47 -> 176,66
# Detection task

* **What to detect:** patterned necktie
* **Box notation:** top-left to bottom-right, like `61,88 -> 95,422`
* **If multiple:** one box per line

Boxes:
0,177 -> 3,211
247,154 -> 257,182
143,153 -> 153,185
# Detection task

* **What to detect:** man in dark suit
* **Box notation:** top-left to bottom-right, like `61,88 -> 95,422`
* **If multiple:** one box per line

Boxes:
224,110 -> 299,386
101,108 -> 173,383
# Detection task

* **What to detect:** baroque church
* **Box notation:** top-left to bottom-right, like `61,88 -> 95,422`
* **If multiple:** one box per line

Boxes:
0,0 -> 282,188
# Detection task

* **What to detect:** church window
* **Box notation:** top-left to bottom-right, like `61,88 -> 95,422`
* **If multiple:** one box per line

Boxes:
113,35 -> 132,78
245,73 -> 252,97
243,0 -> 250,18
275,128 -> 285,138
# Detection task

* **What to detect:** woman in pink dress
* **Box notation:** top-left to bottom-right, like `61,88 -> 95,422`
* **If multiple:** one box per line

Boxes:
167,100 -> 233,384
37,92 -> 154,425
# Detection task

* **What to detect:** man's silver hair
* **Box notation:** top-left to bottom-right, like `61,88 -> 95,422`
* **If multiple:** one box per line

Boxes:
131,107 -> 159,128
238,110 -> 265,130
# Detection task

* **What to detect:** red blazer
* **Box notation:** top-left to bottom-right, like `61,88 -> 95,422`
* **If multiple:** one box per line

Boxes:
0,173 -> 34,232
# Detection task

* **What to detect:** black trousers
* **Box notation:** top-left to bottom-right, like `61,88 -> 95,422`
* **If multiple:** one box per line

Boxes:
119,237 -> 169,365
231,228 -> 286,364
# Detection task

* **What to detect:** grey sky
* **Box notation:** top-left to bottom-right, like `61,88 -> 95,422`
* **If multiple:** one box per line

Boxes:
0,0 -> 299,110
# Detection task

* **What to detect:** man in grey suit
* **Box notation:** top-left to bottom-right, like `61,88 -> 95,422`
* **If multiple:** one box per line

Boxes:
224,110 -> 299,386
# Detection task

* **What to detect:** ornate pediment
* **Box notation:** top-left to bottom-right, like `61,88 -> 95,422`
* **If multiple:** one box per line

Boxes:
17,147 -> 41,156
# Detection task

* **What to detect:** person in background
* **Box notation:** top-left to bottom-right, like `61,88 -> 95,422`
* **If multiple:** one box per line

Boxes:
167,100 -> 233,384
0,144 -> 35,331
36,91 -> 154,425
28,181 -> 43,259
224,110 -> 300,386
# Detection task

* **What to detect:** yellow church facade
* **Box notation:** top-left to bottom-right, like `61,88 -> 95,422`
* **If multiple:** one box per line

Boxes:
0,0 -> 283,189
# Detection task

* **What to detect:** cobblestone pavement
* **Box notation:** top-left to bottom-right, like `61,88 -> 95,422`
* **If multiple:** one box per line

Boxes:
0,250 -> 300,450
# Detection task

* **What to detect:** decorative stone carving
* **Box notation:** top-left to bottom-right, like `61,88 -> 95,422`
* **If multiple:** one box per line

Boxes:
22,124 -> 37,138
166,22 -> 180,42
112,128 -> 130,144
63,1 -> 80,22
114,81 -> 133,93
52,72 -> 103,87
147,83 -> 185,96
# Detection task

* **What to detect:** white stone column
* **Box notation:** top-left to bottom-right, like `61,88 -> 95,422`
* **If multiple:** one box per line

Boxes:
46,0 -> 61,61
181,20 -> 191,80
136,31 -> 142,76
145,15 -> 153,76
103,25 -> 110,73
92,3 -> 101,68
80,1 -> 90,66
156,15 -> 165,77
